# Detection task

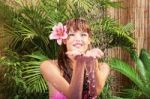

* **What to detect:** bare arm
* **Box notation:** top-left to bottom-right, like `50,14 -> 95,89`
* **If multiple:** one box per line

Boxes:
40,60 -> 69,96
40,56 -> 85,99
85,57 -> 110,96
95,61 -> 110,95
68,55 -> 85,99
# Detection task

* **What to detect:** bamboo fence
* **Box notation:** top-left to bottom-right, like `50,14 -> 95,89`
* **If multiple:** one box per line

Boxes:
107,0 -> 150,94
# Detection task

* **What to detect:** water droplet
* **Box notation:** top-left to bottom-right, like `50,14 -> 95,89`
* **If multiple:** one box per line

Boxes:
92,85 -> 96,88
92,96 -> 97,99
86,73 -> 89,76
92,74 -> 94,78
93,96 -> 97,99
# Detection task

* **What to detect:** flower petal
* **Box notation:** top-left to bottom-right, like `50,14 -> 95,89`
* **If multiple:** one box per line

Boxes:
57,39 -> 62,45
57,22 -> 63,28
49,22 -> 68,45
52,25 -> 57,31
49,32 -> 59,39
63,25 -> 67,33
61,32 -> 68,39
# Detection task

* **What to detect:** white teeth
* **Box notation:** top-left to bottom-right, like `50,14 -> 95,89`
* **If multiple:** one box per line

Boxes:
75,45 -> 81,48
73,44 -> 82,48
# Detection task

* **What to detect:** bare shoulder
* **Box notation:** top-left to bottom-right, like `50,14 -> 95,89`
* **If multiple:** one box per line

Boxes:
40,60 -> 69,97
40,60 -> 58,67
40,59 -> 60,74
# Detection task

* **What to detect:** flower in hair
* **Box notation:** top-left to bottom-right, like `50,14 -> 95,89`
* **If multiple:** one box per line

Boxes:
49,22 -> 68,45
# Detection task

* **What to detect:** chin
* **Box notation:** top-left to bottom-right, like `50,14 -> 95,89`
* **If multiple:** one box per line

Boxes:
68,46 -> 88,52
74,47 -> 86,51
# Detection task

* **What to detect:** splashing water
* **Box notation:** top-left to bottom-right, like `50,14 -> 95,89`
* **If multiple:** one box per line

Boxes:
85,57 -> 97,99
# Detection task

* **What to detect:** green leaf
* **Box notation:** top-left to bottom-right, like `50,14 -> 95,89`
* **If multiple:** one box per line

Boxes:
120,88 -> 142,98
128,49 -> 148,83
140,49 -> 150,77
109,58 -> 144,90
24,51 -> 48,61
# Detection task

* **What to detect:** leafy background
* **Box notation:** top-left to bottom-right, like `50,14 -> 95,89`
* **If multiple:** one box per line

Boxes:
0,0 -> 149,99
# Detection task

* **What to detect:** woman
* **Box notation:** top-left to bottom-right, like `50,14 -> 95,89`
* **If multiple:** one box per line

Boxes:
40,18 -> 110,99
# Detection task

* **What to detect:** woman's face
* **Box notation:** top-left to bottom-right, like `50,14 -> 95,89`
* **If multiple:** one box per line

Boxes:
64,30 -> 91,53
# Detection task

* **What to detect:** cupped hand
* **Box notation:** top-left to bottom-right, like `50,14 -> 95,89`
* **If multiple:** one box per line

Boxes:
66,50 -> 84,60
85,48 -> 104,59
66,50 -> 84,57
66,48 -> 104,59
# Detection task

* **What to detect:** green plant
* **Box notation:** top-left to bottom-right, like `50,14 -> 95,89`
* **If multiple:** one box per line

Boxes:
22,51 -> 49,93
0,0 -> 135,98
0,49 -> 49,99
0,49 -> 27,99
109,48 -> 150,98
92,17 -> 135,50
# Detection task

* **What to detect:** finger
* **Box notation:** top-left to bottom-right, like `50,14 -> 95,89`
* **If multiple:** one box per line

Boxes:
85,51 -> 91,57
94,48 -> 104,58
85,48 -> 104,59
66,51 -> 83,57
95,53 -> 100,58
85,51 -> 94,59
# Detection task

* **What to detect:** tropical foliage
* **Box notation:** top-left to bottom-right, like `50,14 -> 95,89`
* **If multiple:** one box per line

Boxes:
109,48 -> 150,99
0,0 -> 135,98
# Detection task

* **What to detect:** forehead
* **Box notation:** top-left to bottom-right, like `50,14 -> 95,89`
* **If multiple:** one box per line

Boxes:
65,19 -> 92,37
68,30 -> 88,34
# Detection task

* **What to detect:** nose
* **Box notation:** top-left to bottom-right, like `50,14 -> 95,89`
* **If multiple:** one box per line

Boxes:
74,34 -> 82,42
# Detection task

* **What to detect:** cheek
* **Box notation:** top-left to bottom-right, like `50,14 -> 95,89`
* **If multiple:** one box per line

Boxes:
84,44 -> 89,50
84,39 -> 90,49
66,39 -> 73,45
66,37 -> 74,43
66,40 -> 73,51
84,38 -> 91,45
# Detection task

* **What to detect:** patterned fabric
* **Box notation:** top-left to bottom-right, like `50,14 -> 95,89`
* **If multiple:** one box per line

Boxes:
82,72 -> 97,99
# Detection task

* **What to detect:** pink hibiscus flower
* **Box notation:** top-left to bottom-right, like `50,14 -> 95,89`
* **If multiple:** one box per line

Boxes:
49,22 -> 68,45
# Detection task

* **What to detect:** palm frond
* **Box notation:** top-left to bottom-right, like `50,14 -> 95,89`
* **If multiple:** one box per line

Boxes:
119,88 -> 142,99
126,49 -> 148,83
109,58 -> 143,90
22,52 -> 49,93
96,0 -> 122,9
0,49 -> 27,98
23,64 -> 48,93
92,17 -> 135,50
102,17 -> 134,43
139,49 -> 150,78
122,23 -> 134,33
25,51 -> 49,61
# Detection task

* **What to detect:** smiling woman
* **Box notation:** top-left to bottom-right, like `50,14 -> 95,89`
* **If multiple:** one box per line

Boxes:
40,18 -> 110,99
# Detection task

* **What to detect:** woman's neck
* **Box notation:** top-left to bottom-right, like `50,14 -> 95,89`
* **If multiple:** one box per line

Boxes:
70,58 -> 76,70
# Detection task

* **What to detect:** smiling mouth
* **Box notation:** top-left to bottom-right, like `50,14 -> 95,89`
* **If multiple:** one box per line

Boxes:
73,43 -> 83,48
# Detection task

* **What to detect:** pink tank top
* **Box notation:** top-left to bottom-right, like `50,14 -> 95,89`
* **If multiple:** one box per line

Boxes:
51,91 -> 67,99
50,90 -> 90,99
